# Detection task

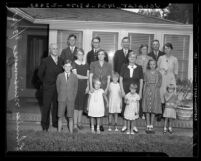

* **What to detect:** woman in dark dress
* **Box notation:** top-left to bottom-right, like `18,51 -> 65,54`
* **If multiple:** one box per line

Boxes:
120,51 -> 143,133
72,48 -> 89,132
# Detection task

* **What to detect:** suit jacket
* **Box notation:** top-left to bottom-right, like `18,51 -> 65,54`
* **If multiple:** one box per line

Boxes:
56,72 -> 78,102
113,49 -> 132,74
147,50 -> 165,62
60,46 -> 78,65
37,56 -> 63,90
86,49 -> 108,65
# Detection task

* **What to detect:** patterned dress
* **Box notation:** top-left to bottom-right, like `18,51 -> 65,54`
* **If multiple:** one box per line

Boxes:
163,92 -> 178,119
124,92 -> 140,120
142,70 -> 162,114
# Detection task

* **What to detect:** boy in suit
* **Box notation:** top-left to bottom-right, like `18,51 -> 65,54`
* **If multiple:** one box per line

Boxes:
38,43 -> 63,131
113,37 -> 132,74
87,36 -> 108,65
60,34 -> 78,65
148,40 -> 165,62
56,59 -> 78,133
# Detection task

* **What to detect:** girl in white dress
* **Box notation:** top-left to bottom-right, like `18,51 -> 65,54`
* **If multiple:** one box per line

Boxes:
108,73 -> 122,132
124,83 -> 140,135
88,79 -> 109,134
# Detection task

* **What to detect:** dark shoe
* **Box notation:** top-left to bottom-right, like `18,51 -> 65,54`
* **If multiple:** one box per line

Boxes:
156,115 -> 162,122
52,124 -> 58,128
77,125 -> 84,130
100,125 -> 104,132
42,127 -> 48,132
73,128 -> 78,133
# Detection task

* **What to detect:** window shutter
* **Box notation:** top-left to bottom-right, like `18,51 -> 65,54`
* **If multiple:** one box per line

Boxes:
57,30 -> 83,56
164,35 -> 190,79
128,33 -> 154,54
93,32 -> 118,70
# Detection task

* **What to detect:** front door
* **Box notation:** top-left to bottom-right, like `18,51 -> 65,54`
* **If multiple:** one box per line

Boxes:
26,35 -> 48,89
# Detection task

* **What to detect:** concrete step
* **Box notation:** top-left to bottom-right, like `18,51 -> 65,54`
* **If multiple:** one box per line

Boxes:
7,113 -> 193,128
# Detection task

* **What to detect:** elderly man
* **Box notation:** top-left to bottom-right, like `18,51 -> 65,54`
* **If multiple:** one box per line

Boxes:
38,43 -> 63,131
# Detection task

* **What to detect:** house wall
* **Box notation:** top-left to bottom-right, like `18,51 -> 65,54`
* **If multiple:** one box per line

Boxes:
49,23 -> 193,80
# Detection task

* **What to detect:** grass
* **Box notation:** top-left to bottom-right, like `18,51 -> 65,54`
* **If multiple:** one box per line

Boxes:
6,129 -> 193,157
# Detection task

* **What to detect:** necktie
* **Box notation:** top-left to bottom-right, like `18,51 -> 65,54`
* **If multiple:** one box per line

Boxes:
124,50 -> 127,57
71,48 -> 73,53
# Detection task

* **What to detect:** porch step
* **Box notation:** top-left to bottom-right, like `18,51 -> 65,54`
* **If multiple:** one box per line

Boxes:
7,113 -> 193,129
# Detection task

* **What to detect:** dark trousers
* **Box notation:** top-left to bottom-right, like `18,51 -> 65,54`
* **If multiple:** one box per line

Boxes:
41,87 -> 58,130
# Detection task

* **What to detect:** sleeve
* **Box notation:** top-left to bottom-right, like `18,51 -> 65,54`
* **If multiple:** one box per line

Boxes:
144,71 -> 148,83
56,75 -> 60,93
73,76 -> 78,99
157,56 -> 162,70
174,57 -> 179,75
113,51 -> 118,72
60,49 -> 65,65
119,64 -> 125,77
157,71 -> 162,88
107,63 -> 112,77
89,62 -> 95,74
37,59 -> 46,82
136,94 -> 140,101
138,65 -> 144,80
86,52 -> 90,65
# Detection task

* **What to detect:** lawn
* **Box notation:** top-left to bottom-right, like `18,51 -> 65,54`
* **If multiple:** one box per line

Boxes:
6,130 -> 193,157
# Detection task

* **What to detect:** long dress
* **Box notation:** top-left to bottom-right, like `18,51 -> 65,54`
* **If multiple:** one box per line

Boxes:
163,92 -> 178,119
157,55 -> 178,103
108,82 -> 122,113
124,92 -> 140,120
72,61 -> 89,110
142,70 -> 162,114
88,89 -> 105,117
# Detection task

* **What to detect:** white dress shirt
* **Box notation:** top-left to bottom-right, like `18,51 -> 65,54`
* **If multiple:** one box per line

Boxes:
128,64 -> 137,78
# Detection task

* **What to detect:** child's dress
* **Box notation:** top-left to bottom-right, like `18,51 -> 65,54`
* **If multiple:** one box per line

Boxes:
108,82 -> 122,113
163,92 -> 178,119
124,92 -> 140,120
88,89 -> 105,117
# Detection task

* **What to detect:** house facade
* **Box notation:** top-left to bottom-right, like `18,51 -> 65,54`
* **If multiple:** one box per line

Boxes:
7,8 -> 193,101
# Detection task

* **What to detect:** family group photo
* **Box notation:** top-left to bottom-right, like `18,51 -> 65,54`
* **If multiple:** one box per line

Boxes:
6,4 -> 196,157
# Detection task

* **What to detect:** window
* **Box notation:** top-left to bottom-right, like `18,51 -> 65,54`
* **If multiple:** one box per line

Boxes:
164,35 -> 190,79
128,33 -> 154,54
57,30 -> 83,56
93,31 -> 118,70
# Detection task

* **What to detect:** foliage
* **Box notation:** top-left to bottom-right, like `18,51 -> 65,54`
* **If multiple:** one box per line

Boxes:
7,130 -> 193,157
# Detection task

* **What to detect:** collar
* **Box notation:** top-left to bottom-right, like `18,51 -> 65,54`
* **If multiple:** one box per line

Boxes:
65,72 -> 71,76
50,55 -> 57,61
94,48 -> 100,53
128,64 -> 137,69
70,46 -> 75,50
75,60 -> 85,65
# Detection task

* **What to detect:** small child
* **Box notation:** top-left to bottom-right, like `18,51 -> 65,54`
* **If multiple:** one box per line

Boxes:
56,59 -> 78,133
124,83 -> 140,135
108,72 -> 122,131
88,79 -> 109,134
163,84 -> 178,134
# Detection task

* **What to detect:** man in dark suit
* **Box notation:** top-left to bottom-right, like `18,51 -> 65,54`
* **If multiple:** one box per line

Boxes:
113,37 -> 132,74
38,43 -> 63,131
86,36 -> 108,65
148,39 -> 165,122
148,40 -> 165,62
60,34 -> 78,65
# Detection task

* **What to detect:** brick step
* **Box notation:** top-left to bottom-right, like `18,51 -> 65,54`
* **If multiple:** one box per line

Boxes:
7,113 -> 193,128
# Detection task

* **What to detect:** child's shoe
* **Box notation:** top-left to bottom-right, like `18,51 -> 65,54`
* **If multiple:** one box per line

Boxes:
108,127 -> 112,131
121,126 -> 127,132
114,127 -> 119,132
130,131 -> 135,135
168,127 -> 173,134
91,127 -> 95,134
133,126 -> 138,133
163,127 -> 167,134
126,130 -> 130,135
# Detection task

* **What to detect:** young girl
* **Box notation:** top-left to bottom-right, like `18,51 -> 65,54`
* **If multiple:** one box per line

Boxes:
88,79 -> 109,134
163,84 -> 178,134
72,48 -> 89,132
142,59 -> 162,134
108,72 -> 122,131
124,83 -> 140,135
